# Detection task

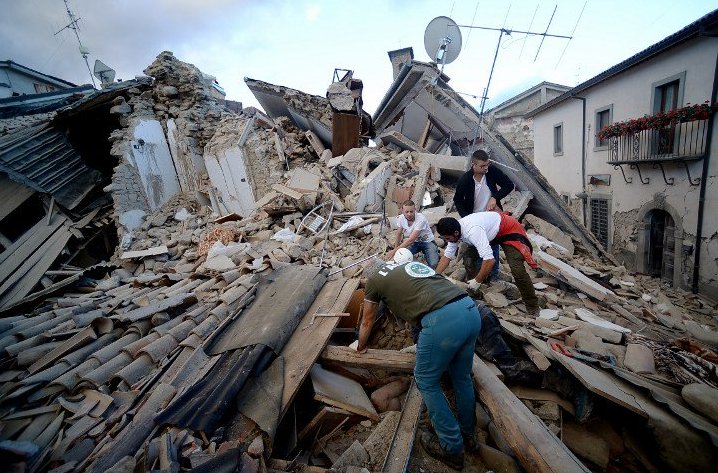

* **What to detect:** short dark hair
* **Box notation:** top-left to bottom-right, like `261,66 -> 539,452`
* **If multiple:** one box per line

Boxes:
436,217 -> 461,236
471,149 -> 489,162
402,200 -> 415,208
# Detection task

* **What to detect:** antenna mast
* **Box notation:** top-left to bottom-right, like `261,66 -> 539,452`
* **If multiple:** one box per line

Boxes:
458,21 -> 572,119
56,0 -> 96,87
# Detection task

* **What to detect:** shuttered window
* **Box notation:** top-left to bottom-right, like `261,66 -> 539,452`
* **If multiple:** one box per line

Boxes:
590,198 -> 609,248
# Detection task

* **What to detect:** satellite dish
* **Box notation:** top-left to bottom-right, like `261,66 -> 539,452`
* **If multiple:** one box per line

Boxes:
93,59 -> 116,86
424,16 -> 462,65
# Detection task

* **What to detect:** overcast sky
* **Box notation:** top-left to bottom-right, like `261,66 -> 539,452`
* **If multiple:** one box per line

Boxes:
2,1 -> 717,114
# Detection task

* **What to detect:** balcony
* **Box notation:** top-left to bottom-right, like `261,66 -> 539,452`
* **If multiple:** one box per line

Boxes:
606,118 -> 709,164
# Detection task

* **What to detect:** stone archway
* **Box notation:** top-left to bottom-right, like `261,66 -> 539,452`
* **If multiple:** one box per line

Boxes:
636,197 -> 684,288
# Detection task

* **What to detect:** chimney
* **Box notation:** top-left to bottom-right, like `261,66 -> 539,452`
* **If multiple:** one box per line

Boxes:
387,47 -> 414,80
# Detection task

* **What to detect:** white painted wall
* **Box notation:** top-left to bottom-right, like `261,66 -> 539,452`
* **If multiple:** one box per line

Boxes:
128,119 -> 181,211
533,37 -> 718,296
166,119 -> 205,193
204,146 -> 256,217
533,98 -> 584,197
0,67 -> 68,97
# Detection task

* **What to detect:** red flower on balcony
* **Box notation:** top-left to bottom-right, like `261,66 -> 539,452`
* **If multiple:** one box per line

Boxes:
598,101 -> 718,141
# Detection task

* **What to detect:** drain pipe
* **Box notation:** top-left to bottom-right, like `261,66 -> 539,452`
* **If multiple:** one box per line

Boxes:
572,96 -> 588,226
691,52 -> 718,293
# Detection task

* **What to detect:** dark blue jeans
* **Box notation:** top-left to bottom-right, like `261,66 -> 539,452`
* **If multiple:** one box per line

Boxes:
408,241 -> 440,269
414,296 -> 482,454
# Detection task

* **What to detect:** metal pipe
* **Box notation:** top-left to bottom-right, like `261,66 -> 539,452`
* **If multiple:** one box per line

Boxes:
571,96 -> 588,226
318,201 -> 335,268
691,51 -> 718,293
328,253 -> 381,276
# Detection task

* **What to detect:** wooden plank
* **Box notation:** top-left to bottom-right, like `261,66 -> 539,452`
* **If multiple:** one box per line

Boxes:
523,344 -> 551,371
381,380 -> 422,473
0,175 -> 34,221
417,120 -> 431,148
320,346 -> 415,373
0,273 -> 82,315
280,278 -> 360,418
509,386 -> 575,415
120,245 -> 169,259
0,216 -> 66,275
297,406 -> 350,443
548,344 -> 648,418
0,226 -> 72,307
311,364 -> 379,421
272,184 -> 305,200
472,355 -> 591,473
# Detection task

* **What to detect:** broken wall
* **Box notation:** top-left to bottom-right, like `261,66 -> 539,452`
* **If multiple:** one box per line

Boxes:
108,51 -> 235,235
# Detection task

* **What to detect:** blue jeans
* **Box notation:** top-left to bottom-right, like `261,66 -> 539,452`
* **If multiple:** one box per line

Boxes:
408,241 -> 440,269
415,296 -> 482,454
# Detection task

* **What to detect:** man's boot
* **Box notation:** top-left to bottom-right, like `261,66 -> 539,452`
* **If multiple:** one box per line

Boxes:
419,431 -> 465,470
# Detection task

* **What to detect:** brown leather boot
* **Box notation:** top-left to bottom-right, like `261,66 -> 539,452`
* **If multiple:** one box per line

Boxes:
419,431 -> 465,470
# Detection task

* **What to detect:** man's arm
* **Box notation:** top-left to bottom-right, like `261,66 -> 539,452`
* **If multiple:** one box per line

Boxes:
435,255 -> 451,274
472,259 -> 495,284
489,166 -> 515,202
393,227 -> 403,249
398,229 -> 421,248
356,300 -> 378,353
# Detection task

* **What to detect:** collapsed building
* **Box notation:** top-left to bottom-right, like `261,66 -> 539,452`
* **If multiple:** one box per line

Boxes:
0,47 -> 716,473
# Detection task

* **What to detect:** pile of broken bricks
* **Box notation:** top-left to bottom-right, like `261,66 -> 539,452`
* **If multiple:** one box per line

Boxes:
0,51 -> 717,473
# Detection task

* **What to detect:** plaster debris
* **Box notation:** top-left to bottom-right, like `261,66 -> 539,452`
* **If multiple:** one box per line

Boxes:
1,48 -> 717,473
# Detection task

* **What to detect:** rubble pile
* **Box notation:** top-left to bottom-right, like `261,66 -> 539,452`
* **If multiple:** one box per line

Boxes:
142,50 -> 229,150
1,50 -> 717,473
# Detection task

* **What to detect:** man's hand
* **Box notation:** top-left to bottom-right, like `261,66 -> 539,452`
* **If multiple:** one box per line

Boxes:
350,339 -> 367,354
486,197 -> 498,211
386,249 -> 396,261
468,279 -> 481,291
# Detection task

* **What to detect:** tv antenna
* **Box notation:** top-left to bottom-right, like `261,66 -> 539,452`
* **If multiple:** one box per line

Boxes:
457,5 -> 574,119
424,16 -> 463,79
55,0 -> 96,87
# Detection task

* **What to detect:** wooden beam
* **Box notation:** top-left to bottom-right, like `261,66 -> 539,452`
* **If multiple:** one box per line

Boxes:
472,355 -> 591,473
381,380 -> 422,473
320,346 -> 415,373
280,278 -> 360,418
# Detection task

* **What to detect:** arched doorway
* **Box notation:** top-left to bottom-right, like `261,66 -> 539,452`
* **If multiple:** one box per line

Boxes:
644,209 -> 675,284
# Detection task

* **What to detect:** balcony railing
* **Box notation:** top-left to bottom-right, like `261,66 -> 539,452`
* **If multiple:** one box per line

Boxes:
606,118 -> 709,164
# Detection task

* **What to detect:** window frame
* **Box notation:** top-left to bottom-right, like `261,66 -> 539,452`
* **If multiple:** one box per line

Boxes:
650,71 -> 686,114
553,122 -> 564,156
594,104 -> 613,150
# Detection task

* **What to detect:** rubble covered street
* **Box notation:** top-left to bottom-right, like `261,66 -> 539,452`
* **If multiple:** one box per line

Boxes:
1,28 -> 718,473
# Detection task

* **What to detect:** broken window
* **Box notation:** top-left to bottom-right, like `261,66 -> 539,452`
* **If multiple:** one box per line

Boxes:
590,198 -> 609,248
553,123 -> 563,155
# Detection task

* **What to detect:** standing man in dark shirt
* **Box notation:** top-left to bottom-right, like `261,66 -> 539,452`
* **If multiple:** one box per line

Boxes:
357,259 -> 481,470
453,149 -> 515,281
